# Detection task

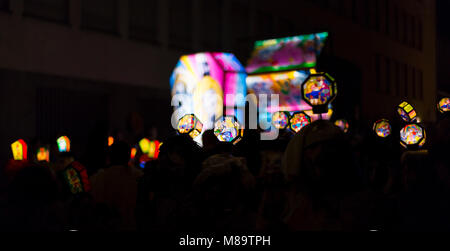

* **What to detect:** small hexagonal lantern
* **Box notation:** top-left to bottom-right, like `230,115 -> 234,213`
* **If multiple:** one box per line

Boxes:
397,102 -> 417,122
438,97 -> 450,113
11,139 -> 27,161
289,112 -> 311,133
214,116 -> 243,144
301,73 -> 337,114
334,119 -> 349,133
57,136 -> 71,153
130,147 -> 137,160
373,119 -> 392,138
177,114 -> 203,139
36,146 -> 50,162
400,123 -> 426,149
271,111 -> 290,129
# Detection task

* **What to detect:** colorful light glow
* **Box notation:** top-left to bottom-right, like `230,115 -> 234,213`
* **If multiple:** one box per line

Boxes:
289,112 -> 311,133
400,124 -> 426,148
373,119 -> 392,138
302,73 -> 337,108
247,70 -> 313,113
246,32 -> 329,74
36,147 -> 50,162
438,97 -> 450,113
11,139 -> 27,161
130,147 -> 137,160
214,116 -> 243,143
108,136 -> 114,147
170,52 -> 247,130
139,138 -> 151,154
148,140 -> 160,159
177,114 -> 203,139
397,102 -> 417,122
57,136 -> 71,153
335,119 -> 349,133
271,111 -> 289,129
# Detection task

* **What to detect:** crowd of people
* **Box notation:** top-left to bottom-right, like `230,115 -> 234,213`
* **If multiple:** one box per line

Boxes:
0,114 -> 449,232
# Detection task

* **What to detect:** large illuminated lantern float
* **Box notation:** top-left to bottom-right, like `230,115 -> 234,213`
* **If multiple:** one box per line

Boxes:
170,52 -> 247,143
245,32 -> 334,134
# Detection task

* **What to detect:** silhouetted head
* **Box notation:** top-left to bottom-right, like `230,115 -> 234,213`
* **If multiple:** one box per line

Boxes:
202,129 -> 220,151
109,141 -> 131,166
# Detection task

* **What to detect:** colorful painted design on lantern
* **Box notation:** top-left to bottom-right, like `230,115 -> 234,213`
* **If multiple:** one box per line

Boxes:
373,119 -> 392,138
177,114 -> 195,133
65,167 -> 83,194
438,97 -> 450,113
289,112 -> 311,133
303,75 -> 333,106
36,147 -> 50,162
400,124 -> 425,147
177,114 -> 203,139
397,102 -> 417,122
246,32 -> 328,74
272,112 -> 289,129
214,116 -> 241,143
11,139 -> 27,161
108,136 -> 114,146
246,70 -> 312,113
335,119 -> 349,133
57,136 -> 70,153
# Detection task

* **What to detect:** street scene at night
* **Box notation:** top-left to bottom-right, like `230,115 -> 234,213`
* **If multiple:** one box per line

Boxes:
0,0 -> 450,243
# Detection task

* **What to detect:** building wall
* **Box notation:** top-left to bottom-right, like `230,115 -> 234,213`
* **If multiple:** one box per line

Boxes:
0,0 -> 437,163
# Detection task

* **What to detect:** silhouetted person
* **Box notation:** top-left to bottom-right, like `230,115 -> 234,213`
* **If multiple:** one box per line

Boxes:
1,164 -> 66,231
90,141 -> 143,231
281,120 -> 368,231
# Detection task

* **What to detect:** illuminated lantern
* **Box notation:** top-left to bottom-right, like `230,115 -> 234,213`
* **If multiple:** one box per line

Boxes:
271,111 -> 289,129
400,124 -> 426,149
214,116 -> 243,144
373,119 -> 392,138
36,147 -> 50,162
139,138 -> 151,154
147,140 -> 160,159
438,97 -> 450,113
170,52 -> 247,131
57,136 -> 71,153
397,102 -> 417,122
11,139 -> 27,161
302,72 -> 337,114
289,112 -> 311,133
63,161 -> 91,195
130,147 -> 137,160
108,136 -> 114,147
335,119 -> 349,133
177,114 -> 203,139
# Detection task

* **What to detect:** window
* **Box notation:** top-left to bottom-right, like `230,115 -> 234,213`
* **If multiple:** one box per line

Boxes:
404,64 -> 408,98
411,16 -> 416,48
375,54 -> 381,93
169,0 -> 192,50
82,0 -> 117,34
23,0 -> 69,23
375,0 -> 380,32
129,0 -> 158,43
394,5 -> 399,41
417,18 -> 423,51
402,11 -> 407,45
411,67 -> 416,99
385,0 -> 390,36
418,70 -> 423,100
394,60 -> 400,96
385,57 -> 391,95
